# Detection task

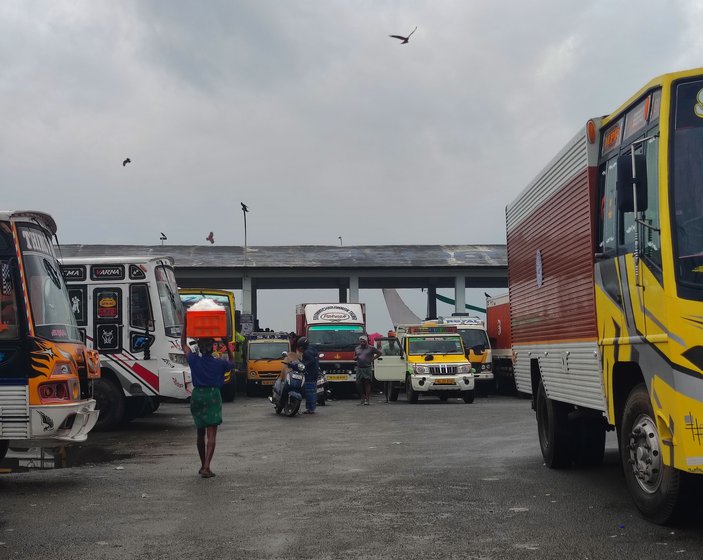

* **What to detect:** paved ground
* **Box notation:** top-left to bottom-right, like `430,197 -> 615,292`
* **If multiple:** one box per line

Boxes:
1,392 -> 702,559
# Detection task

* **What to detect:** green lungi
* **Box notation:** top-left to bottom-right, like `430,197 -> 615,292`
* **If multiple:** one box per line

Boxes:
190,387 -> 223,428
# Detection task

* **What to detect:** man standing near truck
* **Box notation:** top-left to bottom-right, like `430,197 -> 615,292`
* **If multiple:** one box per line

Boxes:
355,336 -> 382,405
297,337 -> 320,415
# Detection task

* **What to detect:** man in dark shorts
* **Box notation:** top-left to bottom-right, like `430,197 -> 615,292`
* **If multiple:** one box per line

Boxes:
181,323 -> 234,478
354,336 -> 381,405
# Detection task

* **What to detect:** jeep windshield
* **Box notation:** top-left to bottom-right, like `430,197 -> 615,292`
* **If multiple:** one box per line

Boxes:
407,336 -> 464,356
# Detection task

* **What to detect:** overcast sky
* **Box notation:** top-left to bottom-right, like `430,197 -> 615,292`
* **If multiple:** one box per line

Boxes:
2,1 -> 701,332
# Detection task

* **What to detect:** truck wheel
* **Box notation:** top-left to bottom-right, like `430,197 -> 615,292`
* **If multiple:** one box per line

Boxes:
0,440 -> 8,461
620,383 -> 696,524
389,382 -> 399,402
573,417 -> 606,467
220,382 -> 236,403
462,390 -> 475,404
406,377 -> 418,403
122,396 -> 148,423
535,380 -> 572,468
439,394 -> 449,402
93,377 -> 125,432
245,383 -> 257,397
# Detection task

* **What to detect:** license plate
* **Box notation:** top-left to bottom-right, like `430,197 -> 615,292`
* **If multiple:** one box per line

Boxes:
262,380 -> 275,385
327,374 -> 349,381
291,374 -> 303,381
434,378 -> 456,385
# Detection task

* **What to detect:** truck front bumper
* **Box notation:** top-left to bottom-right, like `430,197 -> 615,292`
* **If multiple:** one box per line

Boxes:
409,375 -> 474,393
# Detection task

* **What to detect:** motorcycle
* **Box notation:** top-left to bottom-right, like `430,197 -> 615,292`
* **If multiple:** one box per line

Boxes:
271,357 -> 306,417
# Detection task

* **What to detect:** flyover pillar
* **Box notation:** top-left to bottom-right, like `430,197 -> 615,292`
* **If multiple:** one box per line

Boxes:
427,286 -> 437,319
454,276 -> 466,315
349,275 -> 359,303
242,276 -> 253,314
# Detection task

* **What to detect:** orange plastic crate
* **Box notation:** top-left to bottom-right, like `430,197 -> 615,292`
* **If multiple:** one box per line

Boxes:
186,309 -> 227,338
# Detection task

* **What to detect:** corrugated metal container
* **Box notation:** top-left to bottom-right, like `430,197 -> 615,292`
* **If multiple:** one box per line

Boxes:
486,293 -> 511,357
506,129 -> 599,346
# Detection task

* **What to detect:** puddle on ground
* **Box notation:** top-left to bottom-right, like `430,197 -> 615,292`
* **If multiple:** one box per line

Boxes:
0,445 -> 135,472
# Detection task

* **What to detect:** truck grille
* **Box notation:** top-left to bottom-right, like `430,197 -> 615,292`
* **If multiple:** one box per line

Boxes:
429,365 -> 458,375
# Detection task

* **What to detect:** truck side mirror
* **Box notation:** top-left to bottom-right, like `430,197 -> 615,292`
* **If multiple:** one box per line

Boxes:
616,152 -> 648,213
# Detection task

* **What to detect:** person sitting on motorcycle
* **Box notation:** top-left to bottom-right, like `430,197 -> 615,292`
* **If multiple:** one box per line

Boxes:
297,336 -> 320,415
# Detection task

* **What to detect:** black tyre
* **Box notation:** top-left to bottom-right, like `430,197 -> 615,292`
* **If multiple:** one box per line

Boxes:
535,380 -> 572,468
462,390 -> 475,404
122,396 -> 149,423
285,398 -> 301,417
220,382 -> 236,403
406,377 -> 418,403
0,440 -> 8,461
142,397 -> 160,416
439,394 -> 449,402
318,397 -> 326,406
620,383 -> 697,524
389,382 -> 399,402
93,377 -> 125,432
245,383 -> 257,397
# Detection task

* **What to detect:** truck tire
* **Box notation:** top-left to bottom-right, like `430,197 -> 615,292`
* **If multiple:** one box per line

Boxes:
0,440 -> 8,461
389,382 -> 399,402
462,390 -> 475,404
93,377 -> 125,432
220,382 -> 236,403
122,396 -> 148,423
536,380 -> 572,468
406,376 -> 418,403
439,394 -> 449,402
620,383 -> 697,524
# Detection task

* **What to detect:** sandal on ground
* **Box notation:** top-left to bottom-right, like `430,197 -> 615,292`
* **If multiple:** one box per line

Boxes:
302,410 -> 315,414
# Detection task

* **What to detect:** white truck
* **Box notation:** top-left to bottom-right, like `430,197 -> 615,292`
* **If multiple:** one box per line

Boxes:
374,324 -> 475,403
60,256 -> 191,430
439,316 -> 493,385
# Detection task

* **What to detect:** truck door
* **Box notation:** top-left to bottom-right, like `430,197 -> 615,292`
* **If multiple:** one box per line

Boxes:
373,337 -> 406,381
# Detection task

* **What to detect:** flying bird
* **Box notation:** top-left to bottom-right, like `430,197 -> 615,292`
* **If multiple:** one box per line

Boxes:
122,158 -> 131,167
241,202 -> 250,213
206,232 -> 215,244
389,26 -> 417,44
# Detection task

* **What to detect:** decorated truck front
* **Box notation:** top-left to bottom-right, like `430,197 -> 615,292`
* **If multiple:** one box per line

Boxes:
296,303 -> 366,390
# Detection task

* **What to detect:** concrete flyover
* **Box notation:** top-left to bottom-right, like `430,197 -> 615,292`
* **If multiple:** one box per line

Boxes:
59,244 -> 507,318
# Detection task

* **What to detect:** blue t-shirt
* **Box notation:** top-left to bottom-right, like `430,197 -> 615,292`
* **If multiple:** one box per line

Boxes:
187,352 -> 233,388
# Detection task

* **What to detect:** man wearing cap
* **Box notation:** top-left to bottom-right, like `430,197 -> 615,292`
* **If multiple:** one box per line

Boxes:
354,336 -> 382,405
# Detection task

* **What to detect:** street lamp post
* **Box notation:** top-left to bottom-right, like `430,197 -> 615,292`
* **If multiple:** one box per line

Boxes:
241,202 -> 250,265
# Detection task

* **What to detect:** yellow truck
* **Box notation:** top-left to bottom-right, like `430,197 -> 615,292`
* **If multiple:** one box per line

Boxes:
374,324 -> 475,403
246,333 -> 290,395
179,289 -> 238,402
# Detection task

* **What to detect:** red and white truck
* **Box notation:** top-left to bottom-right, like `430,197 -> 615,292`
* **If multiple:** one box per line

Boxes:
295,303 -> 367,391
485,293 -> 516,394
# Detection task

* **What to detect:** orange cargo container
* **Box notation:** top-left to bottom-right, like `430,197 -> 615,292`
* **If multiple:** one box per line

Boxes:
186,309 -> 228,338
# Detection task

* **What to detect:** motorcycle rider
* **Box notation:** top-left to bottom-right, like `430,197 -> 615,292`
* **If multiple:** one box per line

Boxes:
297,336 -> 320,415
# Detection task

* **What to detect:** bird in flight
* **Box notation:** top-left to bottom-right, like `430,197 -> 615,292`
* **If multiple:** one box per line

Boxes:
122,158 -> 131,167
389,26 -> 417,44
241,202 -> 250,213
206,232 -> 215,244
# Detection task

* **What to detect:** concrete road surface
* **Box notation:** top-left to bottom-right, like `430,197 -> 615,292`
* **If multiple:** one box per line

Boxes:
1,393 -> 702,559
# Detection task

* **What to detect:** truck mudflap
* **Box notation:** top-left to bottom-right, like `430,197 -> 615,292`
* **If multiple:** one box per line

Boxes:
29,399 -> 99,443
409,375 -> 474,392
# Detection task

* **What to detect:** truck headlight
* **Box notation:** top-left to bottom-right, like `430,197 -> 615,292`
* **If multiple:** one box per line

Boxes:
457,364 -> 470,374
413,365 -> 430,374
485,363 -> 492,371
249,371 -> 258,379
169,353 -> 188,366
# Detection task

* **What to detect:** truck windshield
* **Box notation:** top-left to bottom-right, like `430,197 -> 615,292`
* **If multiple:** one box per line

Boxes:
407,336 -> 464,356
155,265 -> 184,337
308,325 -> 364,350
671,79 -> 703,295
249,341 -> 289,360
181,293 -> 233,339
459,329 -> 489,350
23,253 -> 81,342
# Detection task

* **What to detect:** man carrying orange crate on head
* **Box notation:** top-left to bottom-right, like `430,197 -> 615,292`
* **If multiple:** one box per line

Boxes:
180,299 -> 233,479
